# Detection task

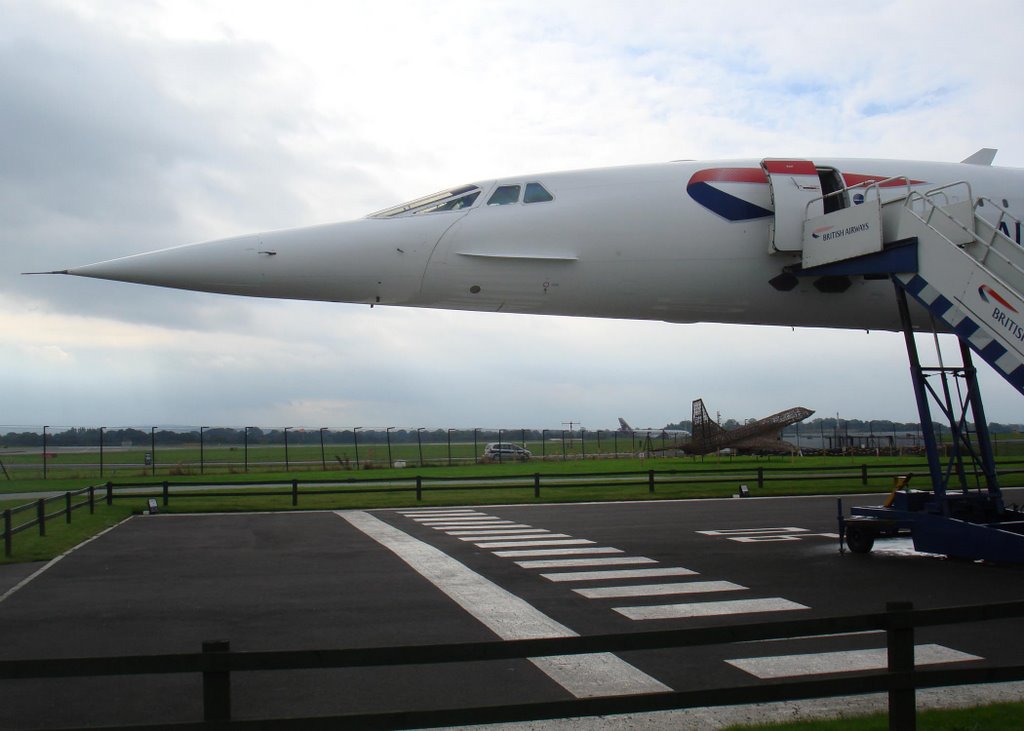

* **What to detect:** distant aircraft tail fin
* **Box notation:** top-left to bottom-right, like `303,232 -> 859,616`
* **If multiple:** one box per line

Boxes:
962,148 -> 997,165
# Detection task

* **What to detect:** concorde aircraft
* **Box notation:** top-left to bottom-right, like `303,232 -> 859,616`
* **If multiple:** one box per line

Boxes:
45,151 -> 1024,387
45,151 -> 1024,562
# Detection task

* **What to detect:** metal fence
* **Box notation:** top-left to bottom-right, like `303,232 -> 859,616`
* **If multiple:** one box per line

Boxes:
5,425 -> 1024,480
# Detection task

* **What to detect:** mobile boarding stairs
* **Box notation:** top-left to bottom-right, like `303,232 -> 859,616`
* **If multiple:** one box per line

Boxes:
784,172 -> 1024,562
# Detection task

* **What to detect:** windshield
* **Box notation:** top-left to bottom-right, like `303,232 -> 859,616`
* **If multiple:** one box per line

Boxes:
367,185 -> 481,219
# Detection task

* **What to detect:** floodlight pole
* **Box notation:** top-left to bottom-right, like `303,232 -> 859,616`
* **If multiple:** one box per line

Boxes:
386,427 -> 394,468
353,428 -> 361,470
417,428 -> 425,468
319,428 -> 327,471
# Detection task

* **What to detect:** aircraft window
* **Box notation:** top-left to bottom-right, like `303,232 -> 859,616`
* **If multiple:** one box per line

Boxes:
524,182 -> 553,203
367,185 -> 480,218
487,185 -> 521,206
418,190 -> 480,214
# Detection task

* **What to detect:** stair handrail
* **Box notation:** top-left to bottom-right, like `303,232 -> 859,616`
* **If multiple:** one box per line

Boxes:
802,175 -> 915,221
901,185 -> 1024,297
901,181 -> 976,247
974,196 -> 1022,251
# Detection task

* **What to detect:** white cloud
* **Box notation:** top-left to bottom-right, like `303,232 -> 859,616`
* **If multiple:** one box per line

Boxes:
2,0 -> 1023,430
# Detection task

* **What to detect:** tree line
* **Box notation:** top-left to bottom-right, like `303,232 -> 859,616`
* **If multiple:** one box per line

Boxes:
2,418 -> 1021,448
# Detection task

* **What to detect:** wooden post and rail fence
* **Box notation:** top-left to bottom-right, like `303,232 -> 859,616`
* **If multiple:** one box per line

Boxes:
5,461 -> 1024,557
0,600 -> 1022,729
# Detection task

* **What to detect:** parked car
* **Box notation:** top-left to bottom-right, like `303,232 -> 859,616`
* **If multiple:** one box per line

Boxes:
483,442 -> 532,462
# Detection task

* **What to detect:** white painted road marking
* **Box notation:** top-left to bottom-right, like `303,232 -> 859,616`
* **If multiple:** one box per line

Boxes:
474,539 -> 594,549
420,520 -> 519,527
460,533 -> 567,542
615,597 -> 809,620
574,581 -> 746,599
517,557 -> 659,569
337,510 -> 669,698
495,547 -> 622,558
445,528 -> 545,535
541,567 -> 699,582
698,527 -> 840,543
726,644 -> 982,679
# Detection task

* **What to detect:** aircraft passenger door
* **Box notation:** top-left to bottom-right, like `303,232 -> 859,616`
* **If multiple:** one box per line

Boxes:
762,159 -> 823,254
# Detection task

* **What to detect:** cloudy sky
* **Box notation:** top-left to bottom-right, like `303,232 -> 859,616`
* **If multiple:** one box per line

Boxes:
3,0 -> 1024,433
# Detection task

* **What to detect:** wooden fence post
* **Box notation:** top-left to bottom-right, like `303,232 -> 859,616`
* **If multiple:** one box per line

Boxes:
648,470 -> 655,494
292,479 -> 298,507
37,499 -> 45,537
534,473 -> 541,498
4,509 -> 11,557
886,601 -> 916,730
65,492 -> 72,524
202,640 -> 231,721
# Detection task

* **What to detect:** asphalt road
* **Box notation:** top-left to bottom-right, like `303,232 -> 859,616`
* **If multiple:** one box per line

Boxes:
1,491 -> 1022,729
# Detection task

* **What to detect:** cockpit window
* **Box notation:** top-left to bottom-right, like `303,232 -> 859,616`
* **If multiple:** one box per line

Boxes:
487,185 -> 521,206
524,182 -> 553,203
367,185 -> 480,218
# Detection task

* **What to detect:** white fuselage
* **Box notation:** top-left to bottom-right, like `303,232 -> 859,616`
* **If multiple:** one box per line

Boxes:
64,157 -> 1024,332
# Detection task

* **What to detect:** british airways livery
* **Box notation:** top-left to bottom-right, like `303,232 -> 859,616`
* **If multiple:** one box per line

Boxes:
41,150 -> 1024,560
36,150 -> 1020,394
53,153 -> 1021,337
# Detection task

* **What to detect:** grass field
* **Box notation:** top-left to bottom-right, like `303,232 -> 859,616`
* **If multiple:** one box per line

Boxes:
7,435 -> 1024,481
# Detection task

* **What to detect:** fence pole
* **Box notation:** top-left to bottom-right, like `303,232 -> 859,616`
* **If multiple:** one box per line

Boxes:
862,464 -> 869,486
4,509 -> 11,557
757,467 -> 764,490
37,499 -> 46,537
886,601 -> 916,730
162,481 -> 169,507
416,476 -> 422,501
534,473 -> 541,498
648,470 -> 655,494
65,492 -> 72,524
202,640 -> 231,722
292,479 -> 298,507
89,485 -> 95,514
106,481 -> 113,506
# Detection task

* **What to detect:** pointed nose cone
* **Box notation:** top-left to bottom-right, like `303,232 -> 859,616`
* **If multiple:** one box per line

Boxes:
65,231 -> 279,296
60,215 -> 452,306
